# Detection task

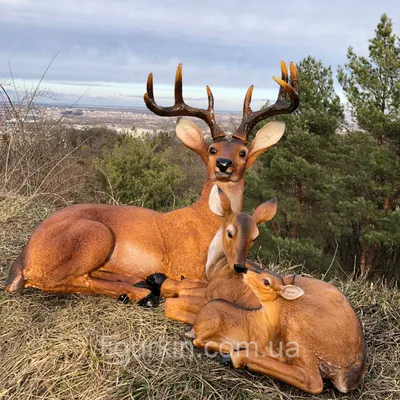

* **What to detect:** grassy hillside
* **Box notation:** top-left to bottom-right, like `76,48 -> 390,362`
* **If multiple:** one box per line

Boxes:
0,197 -> 399,400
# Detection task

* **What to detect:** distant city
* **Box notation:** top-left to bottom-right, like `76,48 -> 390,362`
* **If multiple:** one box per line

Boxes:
32,104 -> 244,135
2,103 -> 354,135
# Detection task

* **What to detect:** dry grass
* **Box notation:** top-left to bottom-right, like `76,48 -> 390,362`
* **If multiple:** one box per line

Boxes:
0,197 -> 399,400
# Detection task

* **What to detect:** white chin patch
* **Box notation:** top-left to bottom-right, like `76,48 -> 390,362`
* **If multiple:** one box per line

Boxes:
205,228 -> 224,278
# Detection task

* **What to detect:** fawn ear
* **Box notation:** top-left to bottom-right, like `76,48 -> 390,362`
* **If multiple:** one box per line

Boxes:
279,285 -> 304,300
252,198 -> 278,225
209,185 -> 232,217
176,118 -> 208,165
246,121 -> 285,169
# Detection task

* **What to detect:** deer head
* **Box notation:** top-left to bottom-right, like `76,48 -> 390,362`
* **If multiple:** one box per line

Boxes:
243,270 -> 304,303
206,185 -> 278,275
144,62 -> 299,183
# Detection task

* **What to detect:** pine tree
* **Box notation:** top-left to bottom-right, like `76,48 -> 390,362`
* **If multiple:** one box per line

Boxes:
338,14 -> 400,147
338,14 -> 400,274
245,57 -> 345,272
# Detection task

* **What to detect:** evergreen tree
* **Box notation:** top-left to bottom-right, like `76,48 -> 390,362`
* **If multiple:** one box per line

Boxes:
245,26 -> 400,278
338,14 -> 400,148
245,57 -> 345,272
338,13 -> 400,274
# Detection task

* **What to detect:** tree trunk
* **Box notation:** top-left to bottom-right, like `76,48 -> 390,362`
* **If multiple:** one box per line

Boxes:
360,240 -> 377,275
289,181 -> 302,239
360,241 -> 369,274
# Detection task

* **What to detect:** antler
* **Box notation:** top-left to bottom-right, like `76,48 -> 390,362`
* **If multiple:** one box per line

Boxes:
144,64 -> 226,140
233,61 -> 300,143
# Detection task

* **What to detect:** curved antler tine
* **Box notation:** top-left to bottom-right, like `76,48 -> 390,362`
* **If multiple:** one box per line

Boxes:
174,63 -> 184,104
276,61 -> 289,101
280,61 -> 289,83
243,85 -> 254,116
233,61 -> 300,141
289,61 -> 299,93
206,85 -> 214,112
146,73 -> 154,100
273,76 -> 299,107
143,63 -> 225,139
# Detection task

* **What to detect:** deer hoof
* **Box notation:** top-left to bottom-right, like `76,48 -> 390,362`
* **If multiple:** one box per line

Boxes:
220,354 -> 233,367
146,273 -> 167,296
138,293 -> 160,308
117,294 -> 130,304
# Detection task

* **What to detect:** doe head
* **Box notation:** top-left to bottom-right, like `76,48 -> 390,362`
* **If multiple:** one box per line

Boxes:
208,185 -> 278,272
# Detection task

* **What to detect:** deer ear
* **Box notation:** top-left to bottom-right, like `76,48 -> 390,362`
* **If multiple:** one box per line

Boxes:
246,121 -> 285,169
279,285 -> 304,300
209,185 -> 232,217
205,228 -> 224,278
176,118 -> 208,165
252,198 -> 277,225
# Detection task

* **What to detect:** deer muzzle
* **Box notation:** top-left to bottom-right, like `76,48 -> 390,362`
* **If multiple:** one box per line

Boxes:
216,158 -> 233,173
234,264 -> 248,274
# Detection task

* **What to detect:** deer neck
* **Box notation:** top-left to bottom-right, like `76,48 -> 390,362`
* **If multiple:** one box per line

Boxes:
259,298 -> 283,336
198,177 -> 244,213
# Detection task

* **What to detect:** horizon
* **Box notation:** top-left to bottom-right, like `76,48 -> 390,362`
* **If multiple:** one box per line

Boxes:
1,0 -> 398,111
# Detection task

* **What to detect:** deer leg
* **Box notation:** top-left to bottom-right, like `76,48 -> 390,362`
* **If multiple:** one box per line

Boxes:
88,271 -> 160,306
161,277 -> 209,298
164,296 -> 207,324
177,287 -> 207,298
230,350 -> 323,395
193,338 -> 235,355
24,220 -> 155,305
90,270 -> 147,287
39,275 -> 153,303
80,276 -> 154,303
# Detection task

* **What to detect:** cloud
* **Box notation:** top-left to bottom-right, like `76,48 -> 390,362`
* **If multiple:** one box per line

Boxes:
0,0 -> 398,109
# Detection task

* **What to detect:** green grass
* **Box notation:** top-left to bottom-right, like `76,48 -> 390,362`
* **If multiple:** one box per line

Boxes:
0,196 -> 399,399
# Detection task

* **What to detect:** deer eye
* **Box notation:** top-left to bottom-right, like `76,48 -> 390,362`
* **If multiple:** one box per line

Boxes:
264,279 -> 270,286
239,150 -> 247,158
227,230 -> 233,239
209,147 -> 217,155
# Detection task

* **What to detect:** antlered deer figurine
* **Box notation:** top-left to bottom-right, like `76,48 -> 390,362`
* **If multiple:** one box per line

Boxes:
5,62 -> 299,307
164,185 -> 278,324
191,189 -> 366,395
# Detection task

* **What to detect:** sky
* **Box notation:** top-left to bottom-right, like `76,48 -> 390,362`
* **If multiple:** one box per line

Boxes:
0,0 -> 398,111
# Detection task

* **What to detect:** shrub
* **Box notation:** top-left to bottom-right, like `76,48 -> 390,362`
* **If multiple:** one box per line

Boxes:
96,134 -> 186,211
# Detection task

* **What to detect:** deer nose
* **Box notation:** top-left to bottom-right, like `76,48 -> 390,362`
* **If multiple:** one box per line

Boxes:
234,264 -> 248,274
216,158 -> 232,173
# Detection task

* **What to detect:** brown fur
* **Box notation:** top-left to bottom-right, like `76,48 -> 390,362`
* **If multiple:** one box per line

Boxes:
164,188 -> 278,324
5,121 -> 285,302
164,259 -> 261,324
5,251 -> 25,292
193,267 -> 366,394
179,188 -> 366,394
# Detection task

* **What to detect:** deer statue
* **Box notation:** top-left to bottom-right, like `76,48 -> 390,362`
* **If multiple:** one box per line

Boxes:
5,62 -> 299,308
163,185 -> 278,324
189,191 -> 366,394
